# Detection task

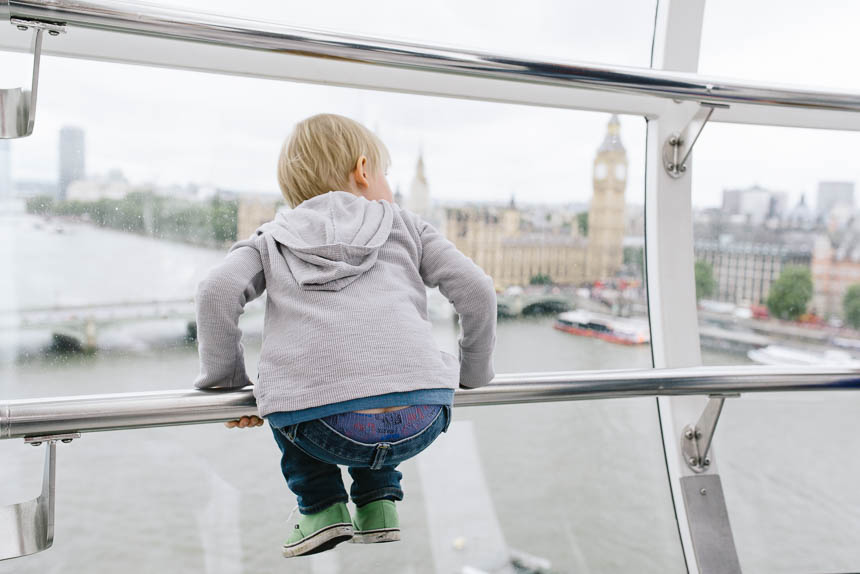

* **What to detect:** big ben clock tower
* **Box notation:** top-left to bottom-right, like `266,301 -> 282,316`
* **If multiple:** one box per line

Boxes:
586,115 -> 628,282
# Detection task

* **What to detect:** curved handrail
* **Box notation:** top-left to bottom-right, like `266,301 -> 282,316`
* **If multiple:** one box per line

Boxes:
2,365 -> 859,440
4,0 -> 860,113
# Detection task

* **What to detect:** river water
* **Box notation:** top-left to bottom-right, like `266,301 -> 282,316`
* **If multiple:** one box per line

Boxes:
1,212 -> 859,573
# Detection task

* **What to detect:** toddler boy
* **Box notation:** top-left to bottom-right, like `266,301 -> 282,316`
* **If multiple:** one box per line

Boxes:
194,113 -> 496,557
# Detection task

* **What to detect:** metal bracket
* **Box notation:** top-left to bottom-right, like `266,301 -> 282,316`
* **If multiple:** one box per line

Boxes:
681,395 -> 736,473
25,432 -> 80,446
1,19 -> 66,139
662,102 -> 729,178
0,433 -> 78,561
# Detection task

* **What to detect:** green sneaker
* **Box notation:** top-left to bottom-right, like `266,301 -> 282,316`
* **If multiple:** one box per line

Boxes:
282,502 -> 354,558
351,499 -> 401,544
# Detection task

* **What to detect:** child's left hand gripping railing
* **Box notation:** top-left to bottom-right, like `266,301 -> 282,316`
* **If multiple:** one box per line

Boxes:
0,432 -> 78,560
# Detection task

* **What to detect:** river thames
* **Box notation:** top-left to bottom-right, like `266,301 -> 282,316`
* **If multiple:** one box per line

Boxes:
2,212 -> 859,573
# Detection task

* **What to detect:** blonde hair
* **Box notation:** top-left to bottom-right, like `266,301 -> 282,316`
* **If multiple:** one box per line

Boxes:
277,114 -> 391,208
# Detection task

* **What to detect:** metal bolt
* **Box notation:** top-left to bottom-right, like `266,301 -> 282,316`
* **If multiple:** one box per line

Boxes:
61,438 -> 73,443
30,441 -> 42,446
17,25 -> 29,31
684,429 -> 694,440
694,429 -> 702,439
668,163 -> 675,171
49,30 -> 60,36
668,136 -> 678,146
688,457 -> 697,466
700,488 -> 707,495
680,165 -> 687,173
703,458 -> 711,467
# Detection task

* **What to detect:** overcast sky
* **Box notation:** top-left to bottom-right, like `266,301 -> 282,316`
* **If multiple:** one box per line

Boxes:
1,0 -> 860,209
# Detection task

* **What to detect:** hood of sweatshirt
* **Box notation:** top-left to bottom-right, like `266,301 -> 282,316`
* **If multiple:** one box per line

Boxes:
264,191 -> 394,292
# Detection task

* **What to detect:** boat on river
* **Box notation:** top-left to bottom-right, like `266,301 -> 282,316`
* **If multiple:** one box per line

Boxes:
747,344 -> 860,367
554,310 -> 650,345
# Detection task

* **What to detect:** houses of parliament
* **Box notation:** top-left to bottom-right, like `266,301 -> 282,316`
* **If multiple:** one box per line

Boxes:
236,115 -> 629,289
443,115 -> 629,288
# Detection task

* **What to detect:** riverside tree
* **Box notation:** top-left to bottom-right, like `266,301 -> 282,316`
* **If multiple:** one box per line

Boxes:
694,260 -> 716,301
844,284 -> 860,329
529,273 -> 552,286
766,266 -> 813,320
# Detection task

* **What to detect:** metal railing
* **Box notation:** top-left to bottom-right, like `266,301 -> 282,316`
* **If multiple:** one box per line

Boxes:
2,0 -> 860,113
3,365 -> 859,440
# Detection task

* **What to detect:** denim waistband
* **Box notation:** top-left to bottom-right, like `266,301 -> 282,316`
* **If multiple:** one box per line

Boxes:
320,405 -> 443,443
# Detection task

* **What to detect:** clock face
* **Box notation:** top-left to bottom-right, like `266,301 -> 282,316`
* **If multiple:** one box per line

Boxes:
595,163 -> 607,180
614,164 -> 627,180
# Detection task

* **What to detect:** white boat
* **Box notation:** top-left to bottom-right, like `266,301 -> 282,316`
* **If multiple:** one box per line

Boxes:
555,310 -> 650,345
748,345 -> 860,367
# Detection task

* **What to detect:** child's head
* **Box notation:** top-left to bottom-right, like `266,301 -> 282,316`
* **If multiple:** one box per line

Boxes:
277,113 -> 392,208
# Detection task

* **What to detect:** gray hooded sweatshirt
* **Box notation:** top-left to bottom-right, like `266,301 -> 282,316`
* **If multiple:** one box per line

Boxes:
193,191 -> 497,418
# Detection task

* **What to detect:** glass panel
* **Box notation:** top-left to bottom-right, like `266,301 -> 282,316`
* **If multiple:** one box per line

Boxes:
0,53 -> 672,570
132,0 -> 657,68
700,1 -> 860,91
0,399 -> 685,573
1,54 -> 652,397
693,123 -> 860,571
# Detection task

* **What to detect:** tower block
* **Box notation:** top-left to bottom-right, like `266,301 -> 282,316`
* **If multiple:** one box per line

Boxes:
586,115 -> 628,281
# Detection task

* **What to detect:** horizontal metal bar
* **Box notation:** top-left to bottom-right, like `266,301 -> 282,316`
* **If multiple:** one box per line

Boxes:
3,0 -> 860,115
2,366 -> 859,440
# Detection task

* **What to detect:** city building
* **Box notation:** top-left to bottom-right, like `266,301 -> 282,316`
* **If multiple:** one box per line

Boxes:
817,181 -> 854,217
237,192 -> 283,240
0,140 -> 10,198
58,126 -> 86,201
407,154 -> 431,219
446,204 -> 588,288
721,185 -> 788,225
66,170 -> 131,202
812,232 -> 860,319
444,115 -> 627,288
586,114 -> 628,280
695,238 -> 813,306
783,194 -> 816,230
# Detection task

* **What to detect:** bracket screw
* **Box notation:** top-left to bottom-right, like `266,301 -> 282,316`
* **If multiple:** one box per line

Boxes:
30,441 -> 42,446
680,165 -> 687,173
17,25 -> 29,31
49,30 -> 60,36
694,430 -> 701,439
61,438 -> 73,443
700,488 -> 707,495
669,136 -> 678,146
703,458 -> 711,467
688,457 -> 697,466
684,429 -> 694,440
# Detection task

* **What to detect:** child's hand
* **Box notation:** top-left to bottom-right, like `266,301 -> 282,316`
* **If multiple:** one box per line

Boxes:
224,415 -> 264,428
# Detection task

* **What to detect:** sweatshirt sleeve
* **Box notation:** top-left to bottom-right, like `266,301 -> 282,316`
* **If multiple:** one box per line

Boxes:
193,236 -> 267,390
417,220 -> 497,388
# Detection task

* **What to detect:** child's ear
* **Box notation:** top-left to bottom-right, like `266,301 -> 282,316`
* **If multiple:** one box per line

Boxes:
352,156 -> 370,189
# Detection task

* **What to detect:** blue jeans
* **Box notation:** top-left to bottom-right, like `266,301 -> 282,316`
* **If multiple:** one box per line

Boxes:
270,405 -> 451,514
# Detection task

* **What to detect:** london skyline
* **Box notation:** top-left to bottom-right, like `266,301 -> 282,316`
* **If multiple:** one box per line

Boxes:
2,1 -> 859,209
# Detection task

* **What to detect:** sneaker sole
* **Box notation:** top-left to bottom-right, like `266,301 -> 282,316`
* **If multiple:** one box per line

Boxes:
282,524 -> 354,557
350,528 -> 401,544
